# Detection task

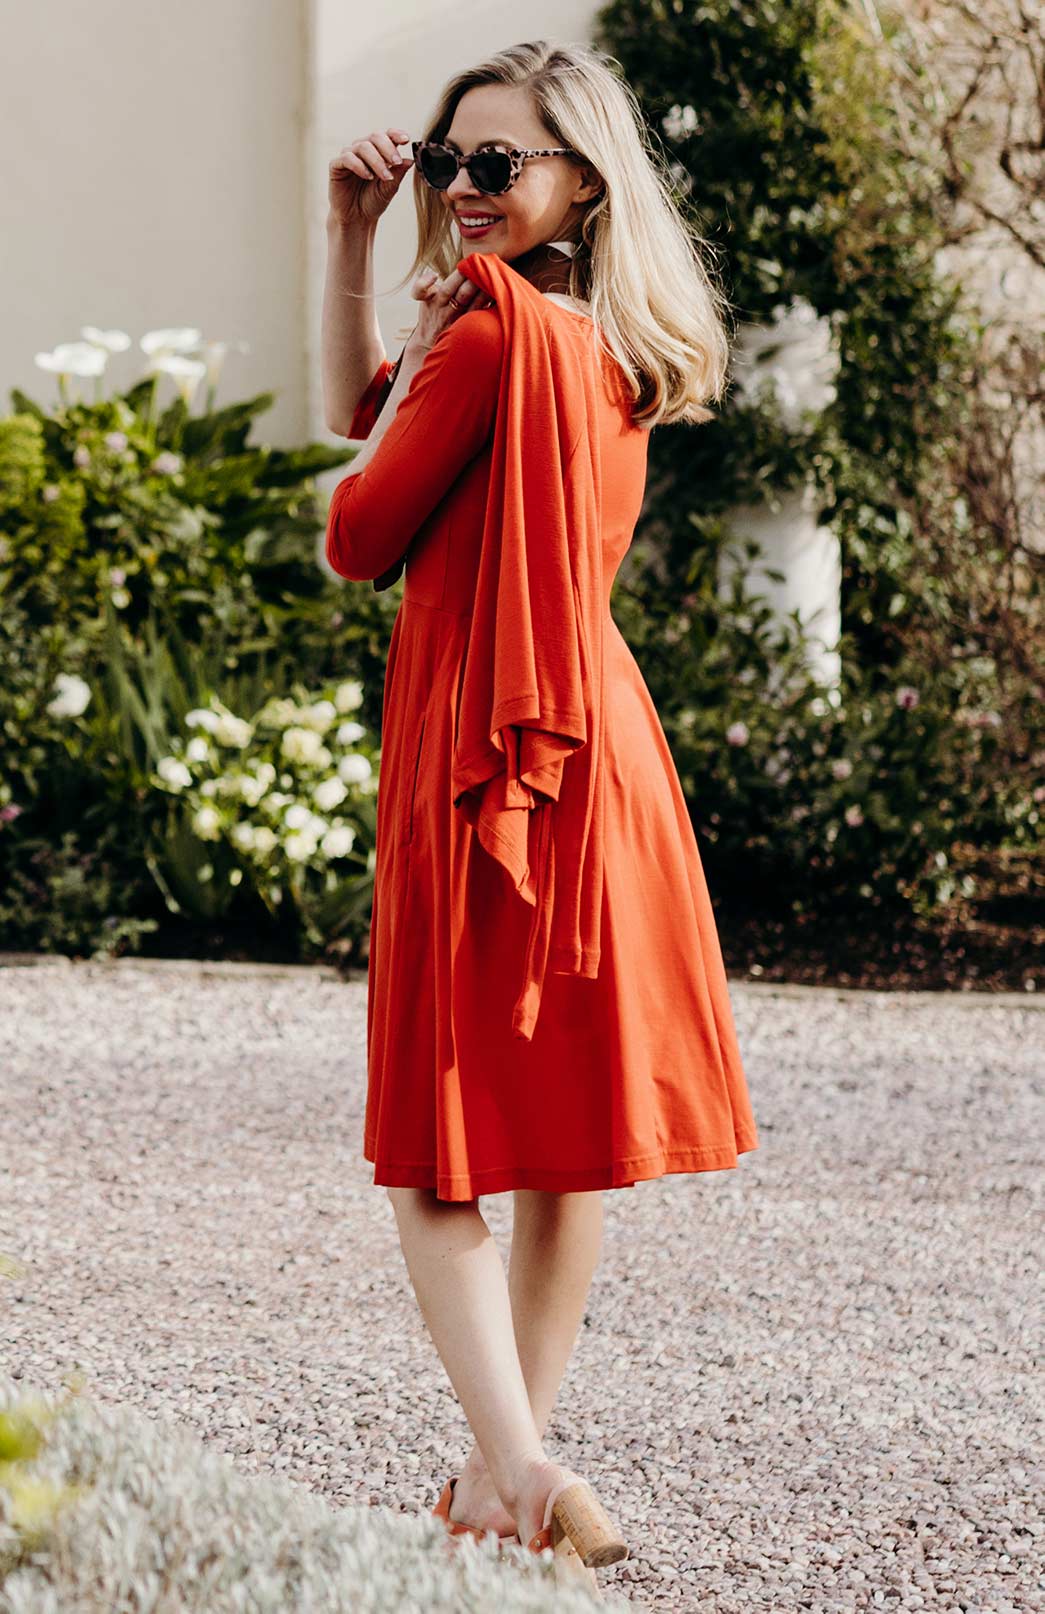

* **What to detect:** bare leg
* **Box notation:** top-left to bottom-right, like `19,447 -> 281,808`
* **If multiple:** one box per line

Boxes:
387,1187 -> 604,1536
445,1189 -> 604,1533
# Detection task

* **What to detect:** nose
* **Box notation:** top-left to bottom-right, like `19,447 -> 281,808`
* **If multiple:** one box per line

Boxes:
445,164 -> 482,204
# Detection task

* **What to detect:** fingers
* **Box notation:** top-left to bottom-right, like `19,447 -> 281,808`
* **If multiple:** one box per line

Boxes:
355,139 -> 397,183
413,271 -> 494,317
410,267 -> 440,301
332,128 -> 413,184
442,272 -> 493,310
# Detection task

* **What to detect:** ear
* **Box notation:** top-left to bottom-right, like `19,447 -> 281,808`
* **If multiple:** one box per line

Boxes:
572,163 -> 605,205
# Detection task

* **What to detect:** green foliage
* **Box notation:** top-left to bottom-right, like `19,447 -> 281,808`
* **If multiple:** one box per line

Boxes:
0,372 -> 399,730
3,383 -> 346,664
595,0 -> 974,601
596,0 -> 1042,920
0,354 -> 399,959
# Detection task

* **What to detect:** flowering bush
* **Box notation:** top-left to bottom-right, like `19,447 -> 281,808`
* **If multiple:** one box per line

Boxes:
0,314 -> 400,959
0,320 -> 395,704
612,568 -> 1042,923
150,679 -> 379,951
599,0 -> 1044,939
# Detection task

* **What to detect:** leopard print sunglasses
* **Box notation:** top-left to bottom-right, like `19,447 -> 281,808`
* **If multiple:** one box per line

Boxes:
411,139 -> 582,197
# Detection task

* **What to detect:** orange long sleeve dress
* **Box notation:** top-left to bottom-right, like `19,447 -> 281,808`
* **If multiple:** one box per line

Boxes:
326,250 -> 759,1200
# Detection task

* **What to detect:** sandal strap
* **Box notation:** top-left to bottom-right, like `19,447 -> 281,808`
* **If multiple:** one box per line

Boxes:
433,1476 -> 516,1547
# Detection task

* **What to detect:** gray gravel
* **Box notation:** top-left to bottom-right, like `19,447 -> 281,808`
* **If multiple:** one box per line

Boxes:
1,956 -> 1041,1613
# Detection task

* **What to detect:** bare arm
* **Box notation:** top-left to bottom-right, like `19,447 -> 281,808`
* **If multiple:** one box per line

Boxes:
320,124 -> 492,440
322,215 -> 386,435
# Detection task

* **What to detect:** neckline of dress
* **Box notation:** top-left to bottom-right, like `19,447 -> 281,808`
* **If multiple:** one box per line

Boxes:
459,246 -> 593,321
541,239 -> 593,320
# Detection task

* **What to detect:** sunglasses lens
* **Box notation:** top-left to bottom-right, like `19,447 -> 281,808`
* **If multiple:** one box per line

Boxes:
419,146 -> 459,189
470,151 -> 512,194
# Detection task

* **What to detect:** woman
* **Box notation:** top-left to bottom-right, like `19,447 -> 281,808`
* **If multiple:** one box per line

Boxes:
322,39 -> 759,1582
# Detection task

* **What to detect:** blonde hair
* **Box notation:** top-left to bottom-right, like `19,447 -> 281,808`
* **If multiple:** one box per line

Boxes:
394,39 -> 733,429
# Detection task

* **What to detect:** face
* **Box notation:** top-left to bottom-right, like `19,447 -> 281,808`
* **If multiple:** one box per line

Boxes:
438,83 -> 602,261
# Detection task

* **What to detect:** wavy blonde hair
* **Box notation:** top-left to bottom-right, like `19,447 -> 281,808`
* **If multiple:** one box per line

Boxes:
392,38 -> 732,429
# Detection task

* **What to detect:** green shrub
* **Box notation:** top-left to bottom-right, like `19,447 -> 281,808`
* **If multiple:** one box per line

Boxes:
597,0 -> 1043,921
0,334 -> 399,960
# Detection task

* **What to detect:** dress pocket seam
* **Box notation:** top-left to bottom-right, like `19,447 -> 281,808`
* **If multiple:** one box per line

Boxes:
401,715 -> 427,845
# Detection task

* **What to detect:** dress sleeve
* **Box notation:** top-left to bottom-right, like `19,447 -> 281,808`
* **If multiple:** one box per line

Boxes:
325,310 -> 504,583
343,355 -> 397,440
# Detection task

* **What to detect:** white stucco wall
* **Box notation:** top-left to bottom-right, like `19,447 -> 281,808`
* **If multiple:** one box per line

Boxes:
1,0 -> 308,444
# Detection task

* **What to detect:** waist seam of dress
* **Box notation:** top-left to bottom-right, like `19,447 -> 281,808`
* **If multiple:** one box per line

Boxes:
401,596 -> 473,620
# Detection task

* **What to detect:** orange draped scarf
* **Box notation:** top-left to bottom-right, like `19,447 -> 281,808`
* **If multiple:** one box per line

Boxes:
447,251 -> 607,1041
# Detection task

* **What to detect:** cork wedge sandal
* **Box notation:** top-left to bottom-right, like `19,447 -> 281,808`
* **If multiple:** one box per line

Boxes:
522,1468 -> 628,1596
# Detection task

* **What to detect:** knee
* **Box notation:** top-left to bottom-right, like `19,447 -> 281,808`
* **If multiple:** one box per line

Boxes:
386,1185 -> 433,1218
386,1185 -> 478,1218
514,1188 -> 602,1213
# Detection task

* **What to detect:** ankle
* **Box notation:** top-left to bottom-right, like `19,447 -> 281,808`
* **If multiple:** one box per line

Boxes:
502,1452 -> 559,1521
457,1449 -> 492,1489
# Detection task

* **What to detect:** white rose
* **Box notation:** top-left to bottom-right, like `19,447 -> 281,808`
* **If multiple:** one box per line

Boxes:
321,825 -> 356,859
156,756 -> 193,790
298,700 -> 337,733
314,776 -> 348,811
192,805 -> 222,841
238,776 -> 266,806
335,680 -> 364,713
213,712 -> 253,747
281,726 -> 324,764
336,720 -> 366,746
259,698 -> 298,727
46,673 -> 91,719
337,753 -> 373,785
186,707 -> 220,732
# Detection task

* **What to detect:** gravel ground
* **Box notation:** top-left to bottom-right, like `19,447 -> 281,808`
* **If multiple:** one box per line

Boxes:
1,956 -> 1041,1613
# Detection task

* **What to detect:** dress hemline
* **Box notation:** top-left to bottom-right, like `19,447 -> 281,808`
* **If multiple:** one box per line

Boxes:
362,1134 -> 760,1200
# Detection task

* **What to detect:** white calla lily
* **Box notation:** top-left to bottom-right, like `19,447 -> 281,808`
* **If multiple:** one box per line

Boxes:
82,326 -> 132,353
146,352 -> 208,406
35,343 -> 107,379
140,327 -> 202,357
